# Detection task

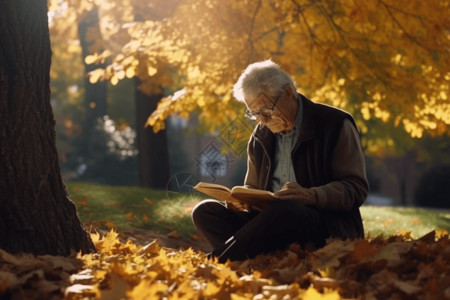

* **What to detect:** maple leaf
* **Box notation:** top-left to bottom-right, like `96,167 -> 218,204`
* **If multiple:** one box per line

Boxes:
345,239 -> 378,263
310,239 -> 355,270
303,286 -> 341,300
6,224 -> 450,299
373,241 -> 413,268
90,231 -> 101,245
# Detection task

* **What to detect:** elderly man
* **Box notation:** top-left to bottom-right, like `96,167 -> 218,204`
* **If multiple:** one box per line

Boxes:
192,59 -> 369,263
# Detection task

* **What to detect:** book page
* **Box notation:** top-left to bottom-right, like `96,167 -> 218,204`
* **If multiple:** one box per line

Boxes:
193,182 -> 240,204
194,182 -> 231,192
230,186 -> 278,205
194,182 -> 278,209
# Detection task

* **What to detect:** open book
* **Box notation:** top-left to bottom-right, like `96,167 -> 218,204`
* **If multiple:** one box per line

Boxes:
193,182 -> 277,208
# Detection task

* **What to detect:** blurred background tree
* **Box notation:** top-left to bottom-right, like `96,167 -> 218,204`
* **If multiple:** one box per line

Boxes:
48,0 -> 449,206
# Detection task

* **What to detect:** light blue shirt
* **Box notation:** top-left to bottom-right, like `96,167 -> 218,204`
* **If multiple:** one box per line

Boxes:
271,96 -> 303,192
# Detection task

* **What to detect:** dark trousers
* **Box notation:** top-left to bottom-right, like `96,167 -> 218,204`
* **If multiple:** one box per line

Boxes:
191,199 -> 328,262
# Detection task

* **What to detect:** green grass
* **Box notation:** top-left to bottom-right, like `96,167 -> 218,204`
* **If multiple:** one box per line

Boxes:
67,182 -> 450,239
66,182 -> 200,237
361,205 -> 450,238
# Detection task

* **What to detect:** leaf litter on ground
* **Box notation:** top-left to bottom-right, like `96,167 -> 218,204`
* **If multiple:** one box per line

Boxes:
0,229 -> 449,299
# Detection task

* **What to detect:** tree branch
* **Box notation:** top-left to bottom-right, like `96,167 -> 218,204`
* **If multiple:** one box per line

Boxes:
315,3 -> 391,87
377,0 -> 430,52
246,0 -> 262,63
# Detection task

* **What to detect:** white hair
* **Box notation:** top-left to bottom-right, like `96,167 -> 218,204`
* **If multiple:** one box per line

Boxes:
233,59 -> 296,103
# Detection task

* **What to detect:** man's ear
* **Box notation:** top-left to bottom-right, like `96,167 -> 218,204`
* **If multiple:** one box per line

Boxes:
284,85 -> 294,98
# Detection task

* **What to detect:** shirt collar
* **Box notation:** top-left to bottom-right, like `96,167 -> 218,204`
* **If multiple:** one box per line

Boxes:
294,93 -> 303,130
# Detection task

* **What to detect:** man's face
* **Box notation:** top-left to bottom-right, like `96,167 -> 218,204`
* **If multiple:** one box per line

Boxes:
245,89 -> 297,133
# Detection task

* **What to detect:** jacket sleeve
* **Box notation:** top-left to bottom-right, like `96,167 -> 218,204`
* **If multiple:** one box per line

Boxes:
243,137 -> 259,189
311,119 -> 369,211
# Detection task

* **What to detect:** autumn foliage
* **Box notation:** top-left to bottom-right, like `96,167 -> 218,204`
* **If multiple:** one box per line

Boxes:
49,0 -> 450,145
1,229 -> 449,299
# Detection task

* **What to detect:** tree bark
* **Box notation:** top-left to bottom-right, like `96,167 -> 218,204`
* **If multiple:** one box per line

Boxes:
135,79 -> 170,189
0,0 -> 95,255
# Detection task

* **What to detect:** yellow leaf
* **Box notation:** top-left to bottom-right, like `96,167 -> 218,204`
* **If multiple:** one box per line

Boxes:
90,232 -> 101,245
303,286 -> 340,299
125,67 -> 135,78
397,229 -> 413,240
84,54 -> 97,64
104,229 -> 119,245
436,229 -> 449,239
116,70 -> 125,80
111,75 -> 119,86
88,69 -> 104,84
231,294 -> 253,300
203,282 -> 221,297
128,280 -> 168,299
147,66 -> 157,76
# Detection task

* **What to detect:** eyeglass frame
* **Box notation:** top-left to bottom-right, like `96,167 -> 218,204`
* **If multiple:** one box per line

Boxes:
244,91 -> 283,122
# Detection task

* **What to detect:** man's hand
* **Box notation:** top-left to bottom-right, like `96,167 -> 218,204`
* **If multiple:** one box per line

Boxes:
274,182 -> 317,206
226,200 -> 249,212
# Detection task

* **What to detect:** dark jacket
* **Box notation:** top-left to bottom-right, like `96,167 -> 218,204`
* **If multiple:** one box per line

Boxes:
244,94 -> 369,239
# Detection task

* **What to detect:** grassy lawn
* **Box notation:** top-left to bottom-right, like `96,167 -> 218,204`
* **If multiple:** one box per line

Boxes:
361,206 -> 450,238
67,181 -> 199,237
67,181 -> 450,240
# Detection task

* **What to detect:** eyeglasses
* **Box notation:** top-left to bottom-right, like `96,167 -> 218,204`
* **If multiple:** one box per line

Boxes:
245,92 -> 282,122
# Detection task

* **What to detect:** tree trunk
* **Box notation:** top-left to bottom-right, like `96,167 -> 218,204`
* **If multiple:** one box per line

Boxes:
0,0 -> 95,255
135,79 -> 170,189
78,5 -> 107,156
398,151 -> 415,206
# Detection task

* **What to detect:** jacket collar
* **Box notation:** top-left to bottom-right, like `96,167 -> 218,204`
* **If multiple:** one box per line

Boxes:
252,122 -> 275,154
296,93 -> 316,143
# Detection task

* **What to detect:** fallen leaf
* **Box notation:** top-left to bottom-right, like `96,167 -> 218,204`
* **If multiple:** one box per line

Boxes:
381,218 -> 396,227
142,213 -> 151,223
144,197 -> 154,206
346,239 -> 378,262
75,200 -> 89,206
167,231 -> 181,239
137,240 -> 160,256
125,212 -> 134,221
410,217 -> 422,224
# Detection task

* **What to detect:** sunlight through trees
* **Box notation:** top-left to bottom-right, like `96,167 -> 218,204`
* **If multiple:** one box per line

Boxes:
49,0 -> 449,154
